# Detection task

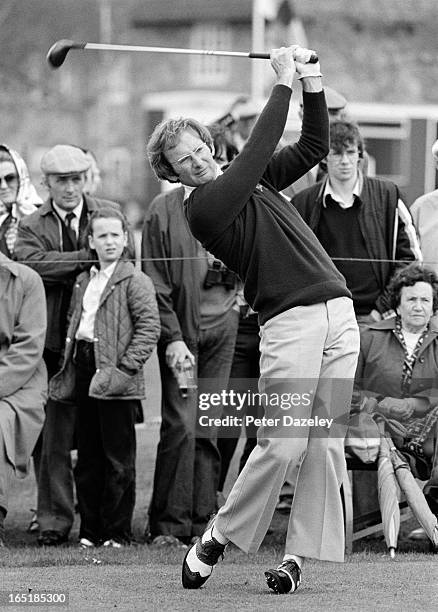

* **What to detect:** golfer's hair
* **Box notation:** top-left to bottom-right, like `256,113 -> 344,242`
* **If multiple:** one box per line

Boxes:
388,263 -> 438,311
147,117 -> 213,183
329,120 -> 364,158
86,206 -> 129,236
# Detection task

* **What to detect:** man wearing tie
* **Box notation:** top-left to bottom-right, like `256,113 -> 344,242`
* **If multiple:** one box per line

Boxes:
14,145 -> 122,546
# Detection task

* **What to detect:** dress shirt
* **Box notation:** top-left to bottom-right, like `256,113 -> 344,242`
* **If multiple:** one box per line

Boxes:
323,172 -> 362,209
52,200 -> 84,237
76,261 -> 117,341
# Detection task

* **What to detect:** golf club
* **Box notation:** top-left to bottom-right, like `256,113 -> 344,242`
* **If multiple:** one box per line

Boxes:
47,39 -> 318,69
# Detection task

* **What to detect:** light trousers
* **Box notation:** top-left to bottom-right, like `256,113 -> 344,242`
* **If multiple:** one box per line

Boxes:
215,297 -> 360,561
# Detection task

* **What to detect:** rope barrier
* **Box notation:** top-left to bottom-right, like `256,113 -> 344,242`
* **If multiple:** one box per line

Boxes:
9,256 -> 436,265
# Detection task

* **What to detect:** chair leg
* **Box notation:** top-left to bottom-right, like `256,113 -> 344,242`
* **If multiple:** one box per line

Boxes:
343,470 -> 354,555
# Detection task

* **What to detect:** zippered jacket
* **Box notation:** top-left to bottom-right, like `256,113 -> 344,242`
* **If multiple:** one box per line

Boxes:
292,176 -> 422,315
49,260 -> 160,401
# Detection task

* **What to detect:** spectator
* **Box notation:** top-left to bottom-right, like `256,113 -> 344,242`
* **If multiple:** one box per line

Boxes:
0,144 -> 42,258
293,120 -> 422,329
0,144 -> 44,532
50,207 -> 159,548
291,120 -> 422,522
0,252 -> 47,546
354,263 -> 438,538
14,144 -> 124,546
410,139 -> 438,276
206,124 -> 261,503
284,86 -> 348,198
147,45 -> 359,595
213,96 -> 261,153
141,127 -> 240,547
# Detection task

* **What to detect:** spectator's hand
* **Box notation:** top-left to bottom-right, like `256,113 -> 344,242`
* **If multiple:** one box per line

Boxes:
270,46 -> 298,88
378,397 -> 414,421
165,340 -> 195,370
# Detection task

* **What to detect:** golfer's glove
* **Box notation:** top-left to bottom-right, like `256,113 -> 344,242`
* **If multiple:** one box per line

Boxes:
294,47 -> 322,79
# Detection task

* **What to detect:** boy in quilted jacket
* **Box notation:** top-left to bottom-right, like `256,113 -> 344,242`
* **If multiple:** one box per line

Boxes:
50,207 -> 160,548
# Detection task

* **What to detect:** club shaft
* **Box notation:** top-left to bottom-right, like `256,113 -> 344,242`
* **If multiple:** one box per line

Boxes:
84,42 -> 269,59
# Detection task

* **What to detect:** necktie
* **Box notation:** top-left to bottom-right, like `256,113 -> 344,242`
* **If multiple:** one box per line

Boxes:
65,212 -> 77,247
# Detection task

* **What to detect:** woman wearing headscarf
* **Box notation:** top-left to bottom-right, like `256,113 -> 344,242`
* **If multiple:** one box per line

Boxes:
0,144 -> 42,258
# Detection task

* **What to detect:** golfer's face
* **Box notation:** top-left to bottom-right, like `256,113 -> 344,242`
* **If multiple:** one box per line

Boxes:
165,130 -> 217,187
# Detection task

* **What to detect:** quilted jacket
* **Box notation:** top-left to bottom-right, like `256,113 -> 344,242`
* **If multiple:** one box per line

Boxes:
14,195 -> 124,352
49,260 -> 160,401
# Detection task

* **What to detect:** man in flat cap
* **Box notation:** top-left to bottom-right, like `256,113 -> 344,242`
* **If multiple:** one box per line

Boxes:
14,144 -> 122,546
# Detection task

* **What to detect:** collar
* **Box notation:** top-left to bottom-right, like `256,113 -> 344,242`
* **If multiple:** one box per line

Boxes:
183,165 -> 223,200
366,316 -> 438,335
323,171 -> 362,209
90,260 -> 117,279
52,199 -> 83,222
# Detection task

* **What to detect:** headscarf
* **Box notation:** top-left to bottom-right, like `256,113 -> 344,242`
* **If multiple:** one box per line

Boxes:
0,144 -> 43,255
0,144 -> 43,216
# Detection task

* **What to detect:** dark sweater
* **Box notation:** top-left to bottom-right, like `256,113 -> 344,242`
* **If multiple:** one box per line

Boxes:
185,85 -> 350,325
317,197 -> 380,315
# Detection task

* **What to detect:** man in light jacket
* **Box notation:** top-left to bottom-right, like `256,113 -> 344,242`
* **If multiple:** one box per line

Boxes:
0,253 -> 47,546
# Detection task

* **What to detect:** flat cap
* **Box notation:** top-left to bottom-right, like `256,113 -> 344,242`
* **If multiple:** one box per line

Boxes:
40,144 -> 91,175
324,86 -> 347,111
432,139 -> 438,162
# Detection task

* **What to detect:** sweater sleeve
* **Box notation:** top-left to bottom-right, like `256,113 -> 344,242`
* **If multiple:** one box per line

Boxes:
186,85 -> 293,241
263,90 -> 329,192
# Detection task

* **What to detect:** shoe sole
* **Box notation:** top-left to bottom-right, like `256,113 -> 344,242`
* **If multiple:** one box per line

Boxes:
265,570 -> 288,594
181,545 -> 211,589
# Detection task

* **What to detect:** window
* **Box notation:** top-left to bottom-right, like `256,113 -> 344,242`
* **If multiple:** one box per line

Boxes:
190,24 -> 231,86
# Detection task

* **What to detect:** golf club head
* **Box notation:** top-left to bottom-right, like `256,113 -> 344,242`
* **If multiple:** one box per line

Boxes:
47,39 -> 85,68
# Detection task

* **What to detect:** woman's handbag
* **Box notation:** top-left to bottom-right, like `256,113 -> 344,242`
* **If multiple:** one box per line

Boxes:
345,399 -> 381,463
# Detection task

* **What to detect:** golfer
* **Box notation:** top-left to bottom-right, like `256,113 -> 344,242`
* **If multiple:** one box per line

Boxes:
147,46 -> 360,594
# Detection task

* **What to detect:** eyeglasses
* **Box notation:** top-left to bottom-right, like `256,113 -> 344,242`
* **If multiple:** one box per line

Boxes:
173,143 -> 210,170
327,149 -> 359,163
0,173 -> 18,186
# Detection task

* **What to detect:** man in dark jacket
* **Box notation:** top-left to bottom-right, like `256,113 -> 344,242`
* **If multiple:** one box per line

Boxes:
14,144 -> 122,546
292,120 -> 422,327
142,185 -> 239,546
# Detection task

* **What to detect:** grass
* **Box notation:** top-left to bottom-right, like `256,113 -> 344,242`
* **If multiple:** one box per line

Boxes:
1,355 -> 436,610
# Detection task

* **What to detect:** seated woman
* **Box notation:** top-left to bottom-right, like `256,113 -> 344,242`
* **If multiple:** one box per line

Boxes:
355,263 -> 438,521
